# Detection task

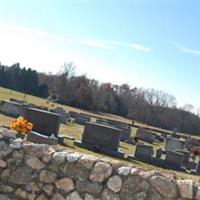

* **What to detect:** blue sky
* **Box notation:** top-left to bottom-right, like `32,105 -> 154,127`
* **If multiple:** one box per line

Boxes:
0,0 -> 199,111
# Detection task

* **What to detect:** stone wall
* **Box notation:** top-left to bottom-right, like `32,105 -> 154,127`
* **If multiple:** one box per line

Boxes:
0,127 -> 200,200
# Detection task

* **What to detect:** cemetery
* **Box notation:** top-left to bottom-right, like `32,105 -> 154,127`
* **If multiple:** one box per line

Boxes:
1,87 -> 200,199
1,2 -> 200,199
1,93 -> 200,177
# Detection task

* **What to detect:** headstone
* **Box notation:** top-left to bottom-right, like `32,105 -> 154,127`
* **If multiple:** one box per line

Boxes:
116,124 -> 131,142
74,122 -> 124,157
165,150 -> 184,168
135,128 -> 156,143
24,107 -> 60,137
176,150 -> 190,164
96,119 -> 131,141
27,131 -> 58,145
75,114 -> 91,125
53,107 -> 68,124
165,137 -> 185,151
69,111 -> 79,118
134,144 -> 154,159
0,100 -> 22,117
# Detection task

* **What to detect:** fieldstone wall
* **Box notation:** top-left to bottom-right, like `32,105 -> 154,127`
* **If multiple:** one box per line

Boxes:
0,127 -> 200,200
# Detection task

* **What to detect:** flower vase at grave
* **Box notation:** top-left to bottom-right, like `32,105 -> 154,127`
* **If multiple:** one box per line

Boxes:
10,116 -> 33,141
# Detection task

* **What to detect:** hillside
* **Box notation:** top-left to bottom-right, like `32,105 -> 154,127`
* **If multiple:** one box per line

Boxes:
0,86 -> 199,181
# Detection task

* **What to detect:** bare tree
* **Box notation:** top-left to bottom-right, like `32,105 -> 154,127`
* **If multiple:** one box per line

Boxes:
143,88 -> 177,125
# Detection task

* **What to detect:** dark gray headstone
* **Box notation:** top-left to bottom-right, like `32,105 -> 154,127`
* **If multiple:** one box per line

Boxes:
135,128 -> 156,143
165,137 -> 185,151
119,126 -> 131,141
75,114 -> 91,125
53,107 -> 68,124
24,107 -> 60,137
134,144 -> 154,158
74,122 -> 124,157
82,122 -> 121,152
96,119 -> 131,141
176,150 -> 190,164
0,100 -> 21,117
165,150 -> 184,168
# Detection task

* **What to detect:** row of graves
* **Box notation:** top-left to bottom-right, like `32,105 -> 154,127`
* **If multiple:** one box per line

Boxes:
74,118 -> 200,175
1,98 -> 200,175
0,99 -> 131,156
0,99 -> 74,144
130,130 -> 200,175
0,99 -> 71,124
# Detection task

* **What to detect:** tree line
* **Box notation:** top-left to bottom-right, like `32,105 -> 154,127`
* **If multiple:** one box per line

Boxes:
1,62 -> 200,135
0,63 -> 48,97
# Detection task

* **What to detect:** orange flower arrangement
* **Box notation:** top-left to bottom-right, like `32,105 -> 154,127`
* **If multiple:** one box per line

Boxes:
10,117 -> 33,134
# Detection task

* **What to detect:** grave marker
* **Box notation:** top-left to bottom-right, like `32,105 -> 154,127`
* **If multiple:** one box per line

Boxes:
53,107 -> 68,124
24,107 -> 60,137
75,114 -> 91,125
96,119 -> 131,141
134,144 -> 154,159
0,100 -> 22,117
165,137 -> 185,151
74,122 -> 124,157
165,150 -> 184,168
176,150 -> 190,164
135,128 -> 156,143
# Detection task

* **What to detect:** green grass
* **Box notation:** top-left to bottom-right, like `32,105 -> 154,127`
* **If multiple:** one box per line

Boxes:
0,87 -> 199,181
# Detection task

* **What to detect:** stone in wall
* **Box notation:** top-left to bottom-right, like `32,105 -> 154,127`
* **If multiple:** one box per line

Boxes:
0,127 -> 199,200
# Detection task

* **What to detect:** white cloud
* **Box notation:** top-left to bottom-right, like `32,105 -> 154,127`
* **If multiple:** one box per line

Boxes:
110,41 -> 128,46
81,39 -> 113,49
110,40 -> 152,52
81,39 -> 152,52
0,24 -> 74,44
172,42 -> 200,56
130,43 -> 152,52
0,24 -> 151,52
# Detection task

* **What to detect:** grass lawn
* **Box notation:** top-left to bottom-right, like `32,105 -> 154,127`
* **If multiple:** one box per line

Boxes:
0,87 -> 199,181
